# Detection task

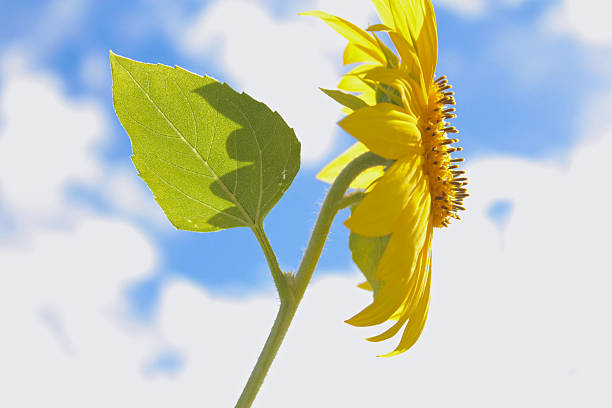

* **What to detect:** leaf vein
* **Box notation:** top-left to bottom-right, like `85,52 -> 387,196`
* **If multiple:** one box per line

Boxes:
227,98 -> 263,223
206,93 -> 219,162
233,125 -> 238,194
114,59 -> 255,227
140,151 -> 215,179
140,158 -> 246,226
118,101 -> 181,140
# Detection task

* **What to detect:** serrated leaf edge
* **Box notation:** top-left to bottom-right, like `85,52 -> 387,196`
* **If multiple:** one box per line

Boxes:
112,55 -> 257,228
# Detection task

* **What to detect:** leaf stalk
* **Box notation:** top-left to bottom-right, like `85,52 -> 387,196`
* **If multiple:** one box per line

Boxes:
235,152 -> 387,408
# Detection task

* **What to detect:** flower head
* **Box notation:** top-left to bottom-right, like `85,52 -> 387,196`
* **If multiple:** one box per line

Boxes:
304,0 -> 467,356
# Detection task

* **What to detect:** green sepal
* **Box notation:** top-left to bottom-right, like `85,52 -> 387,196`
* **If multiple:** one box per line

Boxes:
319,87 -> 369,111
348,203 -> 390,296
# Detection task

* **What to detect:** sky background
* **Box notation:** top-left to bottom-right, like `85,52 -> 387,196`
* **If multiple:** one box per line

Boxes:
1,0 -> 611,406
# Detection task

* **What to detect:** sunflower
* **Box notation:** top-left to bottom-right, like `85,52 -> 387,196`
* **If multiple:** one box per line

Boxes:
303,0 -> 467,356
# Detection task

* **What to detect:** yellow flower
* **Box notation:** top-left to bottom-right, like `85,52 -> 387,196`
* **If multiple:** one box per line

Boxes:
304,0 -> 467,356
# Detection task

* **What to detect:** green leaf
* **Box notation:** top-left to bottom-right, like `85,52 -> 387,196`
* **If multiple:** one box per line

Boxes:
319,87 -> 368,111
110,52 -> 300,232
349,230 -> 389,296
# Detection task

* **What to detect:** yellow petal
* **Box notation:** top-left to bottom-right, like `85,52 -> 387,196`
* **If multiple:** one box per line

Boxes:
387,31 -> 428,106
366,309 -> 409,342
338,87 -> 376,114
343,43 -> 379,65
337,67 -> 377,112
345,156 -> 423,237
381,267 -> 431,356
364,67 -> 422,116
338,64 -> 378,93
352,166 -> 386,190
377,184 -> 430,281
402,229 -> 432,316
366,24 -> 392,32
388,0 -> 422,52
338,103 -> 423,160
371,31 -> 400,68
388,0 -> 438,85
317,142 -> 386,189
358,88 -> 377,106
346,173 -> 431,326
301,10 -> 386,65
339,74 -> 369,93
371,0 -> 395,28
416,0 -> 438,86
381,226 -> 431,322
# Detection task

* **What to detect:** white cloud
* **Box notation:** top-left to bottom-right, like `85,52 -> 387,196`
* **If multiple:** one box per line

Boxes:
179,0 -> 538,165
0,62 -> 170,407
0,65 -> 105,222
180,0 -> 378,164
309,0 -> 379,26
0,216 -> 165,408
0,57 -> 169,230
545,0 -> 612,47
436,0 -> 487,17
100,167 -> 169,228
2,118 -> 609,407
152,126 -> 612,407
433,0 -> 531,18
0,3 -> 610,406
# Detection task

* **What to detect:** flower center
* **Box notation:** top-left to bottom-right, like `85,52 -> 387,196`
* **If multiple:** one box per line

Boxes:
422,76 -> 467,228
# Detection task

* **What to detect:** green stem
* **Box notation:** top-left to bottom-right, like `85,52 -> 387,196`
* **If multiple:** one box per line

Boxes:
234,300 -> 297,408
293,152 -> 386,300
235,152 -> 387,408
335,191 -> 366,211
253,224 -> 294,304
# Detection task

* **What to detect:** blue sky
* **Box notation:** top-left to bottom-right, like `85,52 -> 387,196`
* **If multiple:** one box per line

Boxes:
2,0 -> 597,302
1,0 -> 611,407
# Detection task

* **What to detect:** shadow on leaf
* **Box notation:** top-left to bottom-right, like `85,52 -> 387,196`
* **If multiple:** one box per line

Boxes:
192,81 -> 300,230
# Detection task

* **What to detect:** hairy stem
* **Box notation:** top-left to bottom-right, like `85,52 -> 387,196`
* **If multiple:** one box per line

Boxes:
292,152 -> 386,299
253,224 -> 294,304
235,152 -> 387,408
335,191 -> 366,211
